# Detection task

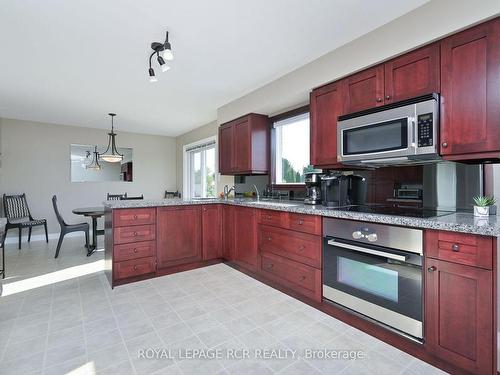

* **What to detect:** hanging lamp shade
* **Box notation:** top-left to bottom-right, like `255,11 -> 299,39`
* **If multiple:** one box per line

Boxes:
100,113 -> 124,163
86,146 -> 102,170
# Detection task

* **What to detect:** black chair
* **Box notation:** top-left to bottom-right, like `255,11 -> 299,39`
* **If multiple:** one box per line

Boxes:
121,194 -> 144,200
164,190 -> 181,198
3,193 -> 48,249
107,193 -> 127,200
52,195 -> 89,258
0,221 -> 6,279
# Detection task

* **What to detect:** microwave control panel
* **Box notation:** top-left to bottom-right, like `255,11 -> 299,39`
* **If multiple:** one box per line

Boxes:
417,113 -> 433,147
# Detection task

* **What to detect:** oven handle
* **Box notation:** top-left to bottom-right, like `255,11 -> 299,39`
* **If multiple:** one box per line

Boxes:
327,239 -> 408,262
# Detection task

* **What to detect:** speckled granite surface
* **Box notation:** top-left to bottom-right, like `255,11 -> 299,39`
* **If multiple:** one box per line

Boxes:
104,198 -> 500,237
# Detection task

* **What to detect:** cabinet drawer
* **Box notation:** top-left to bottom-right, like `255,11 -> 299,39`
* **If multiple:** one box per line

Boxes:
425,230 -> 493,269
114,208 -> 156,227
259,225 -> 321,268
288,213 -> 321,235
114,224 -> 156,245
260,252 -> 321,301
114,240 -> 156,262
258,209 -> 286,227
114,257 -> 156,280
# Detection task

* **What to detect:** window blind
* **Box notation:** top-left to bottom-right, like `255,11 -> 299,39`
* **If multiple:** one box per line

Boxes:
185,139 -> 216,152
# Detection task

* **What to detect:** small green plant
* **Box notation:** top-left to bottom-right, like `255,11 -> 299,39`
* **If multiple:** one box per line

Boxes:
473,196 -> 496,207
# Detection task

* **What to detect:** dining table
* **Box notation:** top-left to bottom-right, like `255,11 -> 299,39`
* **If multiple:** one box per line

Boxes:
72,206 -> 105,256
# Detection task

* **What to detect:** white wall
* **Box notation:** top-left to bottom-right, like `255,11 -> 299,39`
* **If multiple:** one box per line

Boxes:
218,0 -> 500,123
0,117 -> 177,237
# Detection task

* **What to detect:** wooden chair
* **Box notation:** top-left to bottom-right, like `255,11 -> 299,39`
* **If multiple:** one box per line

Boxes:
120,194 -> 144,200
52,195 -> 89,258
164,190 -> 181,199
3,193 -> 48,249
107,193 -> 127,200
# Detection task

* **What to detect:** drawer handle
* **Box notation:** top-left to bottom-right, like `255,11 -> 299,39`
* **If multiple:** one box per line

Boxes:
298,245 -> 305,252
133,248 -> 138,253
133,215 -> 138,220
299,275 -> 306,282
133,265 -> 138,271
298,220 -> 304,225
133,231 -> 138,236
452,244 -> 460,252
266,263 -> 274,270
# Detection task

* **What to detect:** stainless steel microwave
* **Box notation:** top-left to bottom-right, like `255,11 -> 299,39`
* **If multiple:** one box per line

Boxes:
337,94 -> 440,167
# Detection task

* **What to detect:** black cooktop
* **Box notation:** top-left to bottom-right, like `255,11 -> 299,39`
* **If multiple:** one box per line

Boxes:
333,204 -> 454,218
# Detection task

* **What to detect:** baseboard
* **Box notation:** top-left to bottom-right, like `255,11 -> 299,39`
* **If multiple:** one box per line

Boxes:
4,231 -> 84,244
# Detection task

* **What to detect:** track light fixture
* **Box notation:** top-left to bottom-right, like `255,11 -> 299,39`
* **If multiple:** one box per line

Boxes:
148,31 -> 173,81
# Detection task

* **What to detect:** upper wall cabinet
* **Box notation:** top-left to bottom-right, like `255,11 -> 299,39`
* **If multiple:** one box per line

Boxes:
218,113 -> 269,175
343,45 -> 440,115
440,18 -> 500,161
310,81 -> 344,168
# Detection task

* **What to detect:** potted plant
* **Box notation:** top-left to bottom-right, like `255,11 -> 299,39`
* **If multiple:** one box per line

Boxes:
473,196 -> 496,217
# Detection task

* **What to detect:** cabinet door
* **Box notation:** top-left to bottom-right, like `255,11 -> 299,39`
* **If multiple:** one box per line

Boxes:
384,44 -> 440,103
310,82 -> 344,167
157,206 -> 202,268
222,205 -> 235,261
219,123 -> 234,174
440,18 -> 500,158
234,118 -> 251,172
234,207 -> 257,271
425,258 -> 493,374
202,205 -> 222,260
343,65 -> 384,114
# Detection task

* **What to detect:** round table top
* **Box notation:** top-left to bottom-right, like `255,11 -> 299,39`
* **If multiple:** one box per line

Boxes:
72,207 -> 105,216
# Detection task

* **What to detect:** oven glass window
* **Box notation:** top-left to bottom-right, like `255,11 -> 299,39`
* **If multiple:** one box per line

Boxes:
343,118 -> 408,155
338,257 -> 398,302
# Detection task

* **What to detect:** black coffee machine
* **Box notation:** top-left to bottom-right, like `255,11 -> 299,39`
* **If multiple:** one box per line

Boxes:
321,172 -> 366,207
304,172 -> 323,205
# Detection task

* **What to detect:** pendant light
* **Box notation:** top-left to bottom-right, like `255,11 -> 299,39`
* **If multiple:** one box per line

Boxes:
99,113 -> 124,163
86,146 -> 102,170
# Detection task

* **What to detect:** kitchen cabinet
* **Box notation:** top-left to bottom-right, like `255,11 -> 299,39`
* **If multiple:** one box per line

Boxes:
233,206 -> 258,271
156,206 -> 202,269
202,205 -> 222,260
310,81 -> 344,168
218,113 -> 269,175
425,258 -> 494,375
222,205 -> 235,260
343,65 -> 385,114
440,18 -> 500,161
384,43 -> 440,103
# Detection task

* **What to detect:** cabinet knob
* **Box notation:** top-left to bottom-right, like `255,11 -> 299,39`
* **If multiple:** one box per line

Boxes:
133,265 -> 138,271
427,266 -> 436,272
299,275 -> 306,282
133,248 -> 138,253
267,237 -> 272,241
442,142 -> 448,148
133,215 -> 138,220
267,264 -> 274,270
267,215 -> 271,220
298,245 -> 305,252
298,220 -> 304,225
133,231 -> 138,236
385,95 -> 391,100
452,244 -> 460,252
376,97 -> 382,103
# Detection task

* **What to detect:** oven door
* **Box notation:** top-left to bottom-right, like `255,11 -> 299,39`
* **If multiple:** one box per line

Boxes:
338,103 -> 417,163
323,237 -> 423,339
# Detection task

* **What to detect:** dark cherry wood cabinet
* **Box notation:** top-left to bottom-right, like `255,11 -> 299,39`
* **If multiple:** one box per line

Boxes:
343,65 -> 385,114
222,205 -> 235,261
310,81 -> 344,168
440,18 -> 500,161
384,43 -> 440,103
218,113 -> 269,175
156,206 -> 202,269
425,258 -> 494,375
233,206 -> 258,271
202,205 -> 222,260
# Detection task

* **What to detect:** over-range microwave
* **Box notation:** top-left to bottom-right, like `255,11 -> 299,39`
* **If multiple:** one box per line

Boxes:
337,94 -> 440,167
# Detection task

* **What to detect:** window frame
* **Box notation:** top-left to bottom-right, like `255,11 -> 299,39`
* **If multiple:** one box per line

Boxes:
270,105 -> 310,188
182,136 -> 218,199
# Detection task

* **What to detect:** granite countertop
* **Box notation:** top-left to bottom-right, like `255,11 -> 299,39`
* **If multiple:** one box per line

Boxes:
104,198 -> 500,237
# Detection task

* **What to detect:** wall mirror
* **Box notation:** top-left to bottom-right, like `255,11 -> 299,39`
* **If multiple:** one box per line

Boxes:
70,144 -> 133,182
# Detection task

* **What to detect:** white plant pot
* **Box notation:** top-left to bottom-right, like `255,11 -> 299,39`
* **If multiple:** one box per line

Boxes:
473,205 -> 489,217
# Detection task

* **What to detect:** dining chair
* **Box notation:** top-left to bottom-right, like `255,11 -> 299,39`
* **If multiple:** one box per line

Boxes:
164,190 -> 181,198
3,193 -> 48,249
52,195 -> 89,258
107,193 -> 127,200
120,194 -> 144,200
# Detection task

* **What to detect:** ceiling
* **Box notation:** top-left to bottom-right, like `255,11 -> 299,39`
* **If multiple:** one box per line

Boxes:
0,0 -> 428,137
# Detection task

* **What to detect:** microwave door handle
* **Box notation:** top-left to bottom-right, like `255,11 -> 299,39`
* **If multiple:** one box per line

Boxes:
409,116 -> 416,148
327,239 -> 408,262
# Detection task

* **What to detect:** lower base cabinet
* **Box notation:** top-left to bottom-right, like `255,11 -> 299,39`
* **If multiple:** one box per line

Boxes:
202,205 -> 222,260
156,206 -> 202,269
222,205 -> 235,260
233,206 -> 258,271
425,258 -> 494,374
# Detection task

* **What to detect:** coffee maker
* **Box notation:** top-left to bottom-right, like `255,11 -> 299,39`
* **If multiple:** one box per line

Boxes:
304,172 -> 323,205
321,172 -> 366,207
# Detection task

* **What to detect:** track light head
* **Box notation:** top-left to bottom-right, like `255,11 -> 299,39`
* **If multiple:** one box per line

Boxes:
148,68 -> 157,82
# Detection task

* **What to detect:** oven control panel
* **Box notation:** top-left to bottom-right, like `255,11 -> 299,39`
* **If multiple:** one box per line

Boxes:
417,113 -> 433,147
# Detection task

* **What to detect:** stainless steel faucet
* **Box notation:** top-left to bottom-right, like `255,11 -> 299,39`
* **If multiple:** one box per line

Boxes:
223,185 -> 235,199
252,184 -> 260,201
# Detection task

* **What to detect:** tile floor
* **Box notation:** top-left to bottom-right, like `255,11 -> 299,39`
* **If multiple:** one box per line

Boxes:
0,236 -> 448,375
